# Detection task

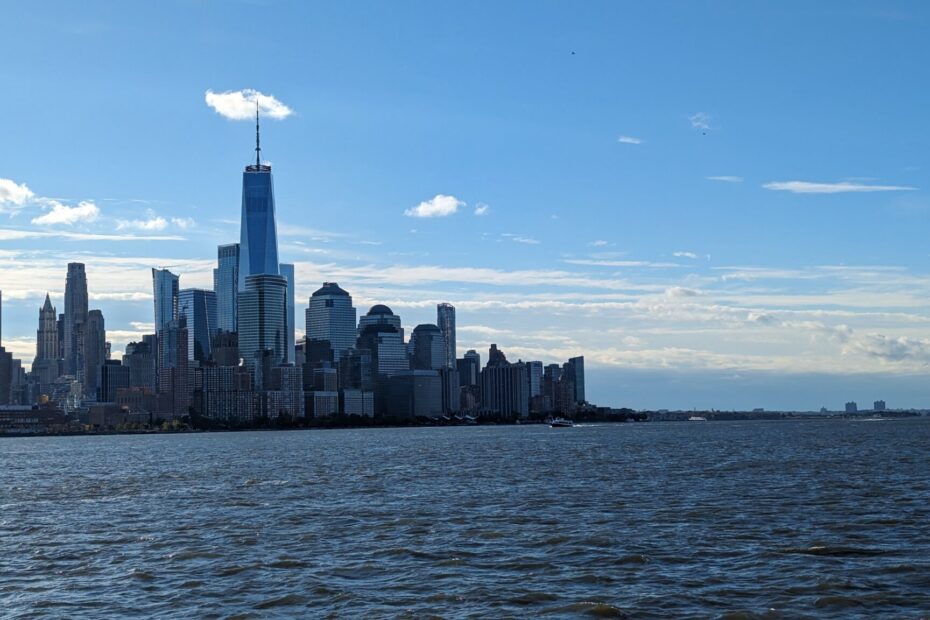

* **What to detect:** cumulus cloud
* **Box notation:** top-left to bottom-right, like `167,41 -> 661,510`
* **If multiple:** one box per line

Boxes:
763,181 -> 917,194
706,176 -> 742,183
204,88 -> 294,120
404,194 -> 464,218
31,200 -> 100,226
689,112 -> 711,130
617,135 -> 643,145
0,178 -> 34,212
474,203 -> 490,216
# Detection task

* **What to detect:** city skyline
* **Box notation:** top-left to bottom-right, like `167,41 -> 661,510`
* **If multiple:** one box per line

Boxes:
2,2 -> 930,409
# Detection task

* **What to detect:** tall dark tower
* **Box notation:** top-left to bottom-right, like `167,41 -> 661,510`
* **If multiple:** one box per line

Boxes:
63,263 -> 88,376
238,104 -> 280,290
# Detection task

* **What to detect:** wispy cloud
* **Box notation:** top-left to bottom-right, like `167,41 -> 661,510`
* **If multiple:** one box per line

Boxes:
0,228 -> 184,242
0,178 -> 34,212
31,200 -> 100,226
763,181 -> 918,194
589,240 -> 611,247
171,217 -> 196,229
205,88 -> 293,120
617,135 -> 643,145
673,251 -> 699,259
474,203 -> 490,216
501,233 -> 540,245
565,258 -> 680,268
689,112 -> 711,130
404,194 -> 464,218
116,211 -> 168,231
706,175 -> 742,183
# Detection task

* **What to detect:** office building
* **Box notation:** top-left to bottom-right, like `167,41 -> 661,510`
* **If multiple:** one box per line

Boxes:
123,336 -> 157,391
238,274 -> 288,369
874,400 -> 886,412
526,361 -> 543,397
63,263 -> 88,376
357,324 -> 408,376
386,370 -> 443,419
279,263 -> 295,363
410,323 -> 446,370
305,282 -> 357,358
152,268 -> 179,334
480,361 -> 529,420
98,360 -> 130,403
178,288 -> 218,363
238,109 -> 280,289
32,293 -> 60,388
357,304 -> 404,341
437,303 -> 456,369
213,243 -> 240,333
83,309 -> 106,398
457,349 -> 481,386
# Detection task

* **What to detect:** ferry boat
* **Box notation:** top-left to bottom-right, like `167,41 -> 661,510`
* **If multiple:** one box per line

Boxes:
549,417 -> 574,428
688,416 -> 708,422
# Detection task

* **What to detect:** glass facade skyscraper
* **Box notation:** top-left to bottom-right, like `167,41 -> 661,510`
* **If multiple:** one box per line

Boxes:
305,282 -> 357,359
279,263 -> 295,363
63,262 -> 88,376
152,268 -> 179,333
238,274 -> 288,369
437,303 -> 456,369
238,163 -> 280,290
214,243 -> 239,333
179,288 -> 218,363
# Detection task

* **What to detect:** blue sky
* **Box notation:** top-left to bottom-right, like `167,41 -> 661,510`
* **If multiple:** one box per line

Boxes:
2,1 -> 930,410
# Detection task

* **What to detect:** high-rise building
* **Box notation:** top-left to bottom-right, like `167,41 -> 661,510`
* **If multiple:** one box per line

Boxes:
526,361 -> 543,397
238,109 -> 280,290
123,336 -> 157,391
436,303 -> 456,369
457,350 -> 480,387
98,360 -> 130,403
152,268 -> 179,333
357,324 -> 408,377
157,317 -> 190,418
564,355 -> 585,404
357,304 -> 404,340
305,282 -> 357,359
279,263 -> 295,363
63,263 -> 88,376
238,274 -> 288,369
83,310 -> 106,398
410,323 -> 446,371
0,289 -> 3,347
481,361 -> 529,420
32,293 -> 60,387
213,243 -> 239,333
178,289 -> 218,363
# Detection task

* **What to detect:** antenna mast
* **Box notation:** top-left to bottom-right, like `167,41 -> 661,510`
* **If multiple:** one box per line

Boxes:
255,99 -> 261,167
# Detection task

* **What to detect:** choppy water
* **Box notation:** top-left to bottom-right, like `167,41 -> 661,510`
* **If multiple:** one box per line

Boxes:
2,419 -> 930,618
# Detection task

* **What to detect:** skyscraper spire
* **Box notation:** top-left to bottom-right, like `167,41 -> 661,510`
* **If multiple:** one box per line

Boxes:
255,98 -> 261,167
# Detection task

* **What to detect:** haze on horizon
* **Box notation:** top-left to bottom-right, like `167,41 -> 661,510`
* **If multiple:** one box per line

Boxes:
1,1 -> 929,411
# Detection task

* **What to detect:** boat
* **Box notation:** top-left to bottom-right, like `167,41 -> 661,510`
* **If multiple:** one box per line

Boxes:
688,416 -> 708,422
549,417 -> 574,428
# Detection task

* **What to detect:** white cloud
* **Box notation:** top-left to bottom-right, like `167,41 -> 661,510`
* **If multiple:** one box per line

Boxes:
706,176 -> 743,183
474,203 -> 490,216
763,181 -> 917,194
512,236 -> 540,245
31,200 -> 100,226
589,240 -> 610,247
617,135 -> 643,145
404,194 -> 464,218
673,251 -> 699,259
204,88 -> 294,120
565,258 -> 680,268
689,112 -> 711,130
0,178 -> 34,212
171,217 -> 196,229
116,213 -> 168,231
0,228 -> 184,242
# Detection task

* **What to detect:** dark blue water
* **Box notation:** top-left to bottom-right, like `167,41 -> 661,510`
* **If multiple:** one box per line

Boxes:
2,419 -> 930,618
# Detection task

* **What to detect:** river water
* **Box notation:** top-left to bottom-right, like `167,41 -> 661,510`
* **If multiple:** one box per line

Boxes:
2,419 -> 929,618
